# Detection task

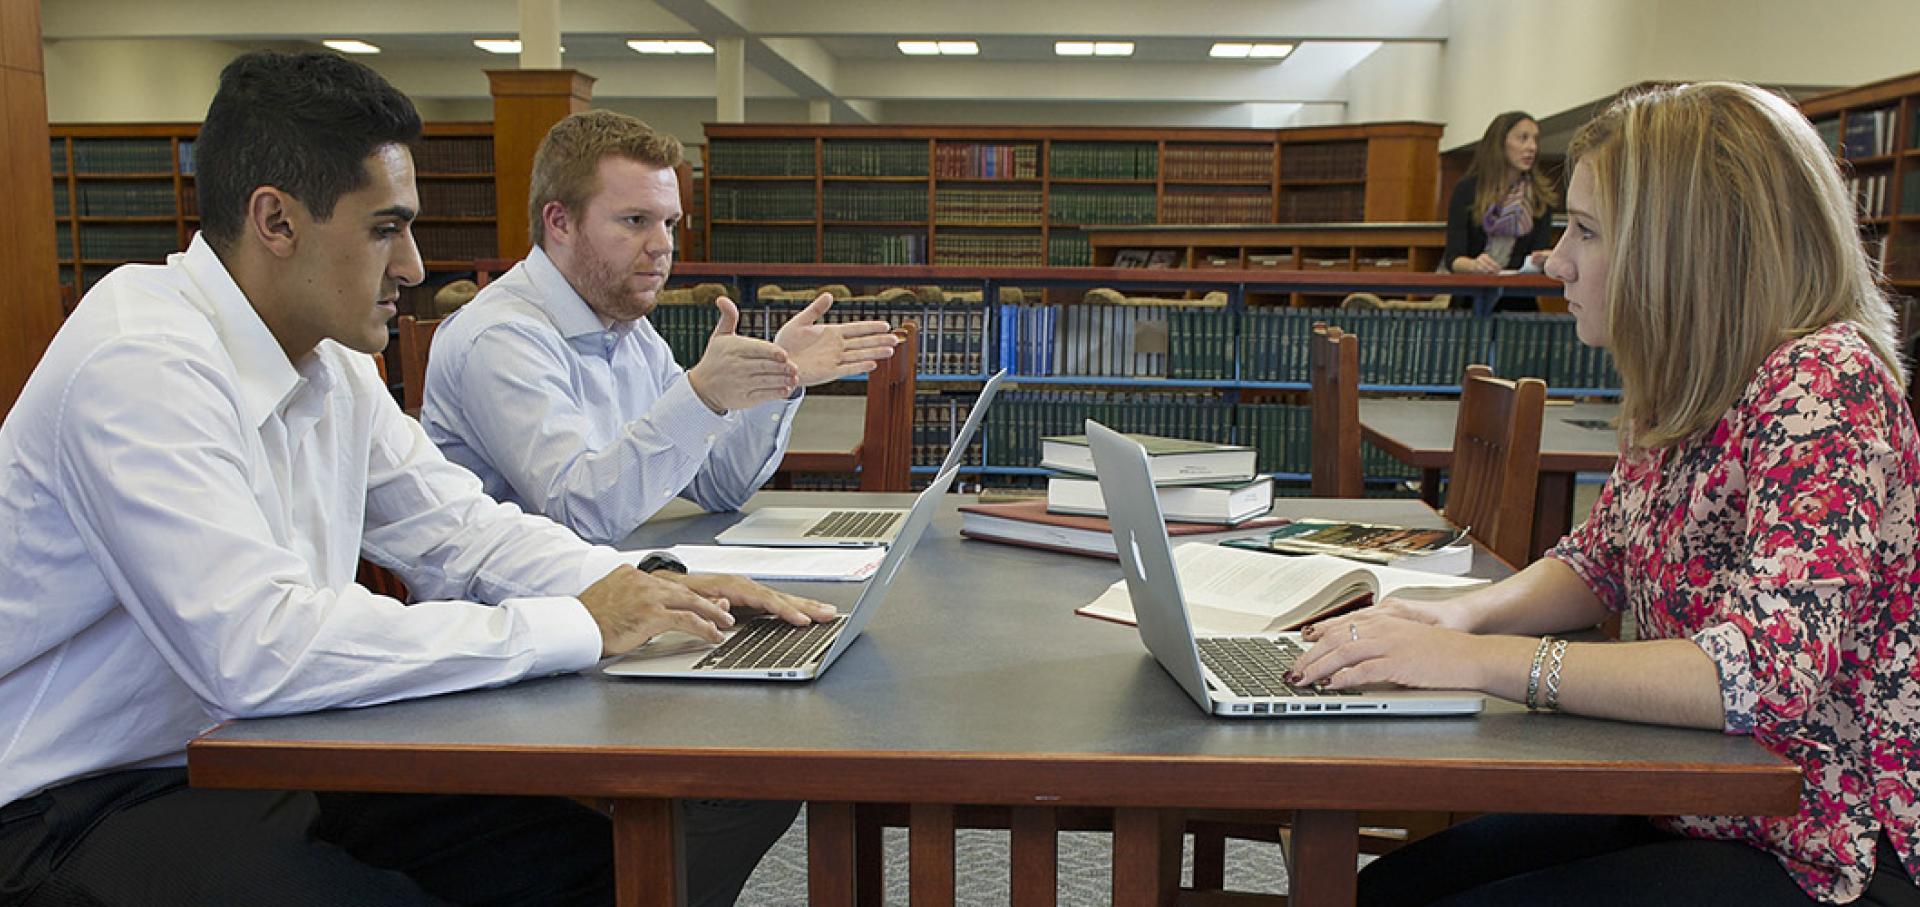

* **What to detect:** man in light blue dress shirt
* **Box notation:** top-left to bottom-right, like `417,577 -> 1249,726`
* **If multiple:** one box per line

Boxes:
421,111 -> 900,544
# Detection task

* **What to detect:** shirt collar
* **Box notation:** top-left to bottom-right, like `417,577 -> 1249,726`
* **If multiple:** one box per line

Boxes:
178,233 -> 303,428
522,245 -> 622,340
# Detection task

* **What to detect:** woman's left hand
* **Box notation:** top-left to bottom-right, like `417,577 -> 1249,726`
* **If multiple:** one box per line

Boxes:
1293,614 -> 1495,692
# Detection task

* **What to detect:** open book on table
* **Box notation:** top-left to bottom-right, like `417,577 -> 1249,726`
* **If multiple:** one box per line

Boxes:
1219,518 -> 1474,575
1077,543 -> 1488,634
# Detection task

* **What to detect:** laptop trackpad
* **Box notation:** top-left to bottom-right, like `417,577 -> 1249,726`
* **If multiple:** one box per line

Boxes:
742,512 -> 821,531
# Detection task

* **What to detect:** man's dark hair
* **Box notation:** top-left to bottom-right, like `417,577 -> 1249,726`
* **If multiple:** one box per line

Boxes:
196,50 -> 422,251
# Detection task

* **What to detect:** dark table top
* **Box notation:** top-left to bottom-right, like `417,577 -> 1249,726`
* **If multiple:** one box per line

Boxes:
191,494 -> 1797,817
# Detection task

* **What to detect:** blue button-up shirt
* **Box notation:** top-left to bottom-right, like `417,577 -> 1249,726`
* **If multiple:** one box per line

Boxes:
422,247 -> 799,544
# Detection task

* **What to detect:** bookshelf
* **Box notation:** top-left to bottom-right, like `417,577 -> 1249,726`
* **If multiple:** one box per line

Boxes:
50,123 -> 498,298
1085,222 -> 1454,309
700,123 -> 1441,270
1799,70 -> 1920,298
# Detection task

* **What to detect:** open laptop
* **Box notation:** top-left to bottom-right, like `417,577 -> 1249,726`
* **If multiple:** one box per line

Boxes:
1085,420 -> 1483,718
603,390 -> 994,681
715,369 -> 1007,547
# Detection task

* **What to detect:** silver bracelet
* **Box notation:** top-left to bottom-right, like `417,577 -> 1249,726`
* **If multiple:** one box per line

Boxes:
1543,638 -> 1570,711
1525,636 -> 1551,711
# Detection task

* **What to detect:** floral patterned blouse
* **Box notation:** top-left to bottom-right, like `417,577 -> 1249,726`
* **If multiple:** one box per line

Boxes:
1550,322 -> 1920,904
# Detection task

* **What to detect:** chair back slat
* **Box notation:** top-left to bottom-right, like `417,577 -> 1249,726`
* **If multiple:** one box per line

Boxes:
1444,364 -> 1547,566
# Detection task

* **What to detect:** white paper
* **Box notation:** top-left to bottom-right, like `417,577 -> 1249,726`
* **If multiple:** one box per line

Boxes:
657,545 -> 886,582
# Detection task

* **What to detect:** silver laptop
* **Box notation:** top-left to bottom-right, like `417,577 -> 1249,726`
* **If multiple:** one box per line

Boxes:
1085,420 -> 1484,718
603,397 -> 993,681
715,370 -> 1006,547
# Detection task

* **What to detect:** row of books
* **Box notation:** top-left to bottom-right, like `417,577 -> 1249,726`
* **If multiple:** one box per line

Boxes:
1851,174 -> 1898,219
1843,107 -> 1902,158
412,137 -> 494,175
710,183 -> 816,221
706,140 -> 815,177
822,231 -> 926,265
1160,189 -> 1273,224
1162,144 -> 1274,182
70,225 -> 179,260
930,233 -> 1045,267
67,139 -> 174,173
1237,403 -> 1419,479
1049,142 -> 1157,180
934,143 -> 1040,180
1278,141 -> 1368,182
1048,233 -> 1093,267
69,181 -> 177,217
913,393 -> 983,467
411,223 -> 496,263
1278,185 -> 1369,223
822,141 -> 930,178
1887,234 -> 1920,282
823,184 -> 928,222
177,141 -> 196,176
650,299 -> 991,377
709,227 -> 817,263
984,389 -> 1237,470
414,180 -> 495,218
1047,186 -> 1157,225
933,187 -> 1044,224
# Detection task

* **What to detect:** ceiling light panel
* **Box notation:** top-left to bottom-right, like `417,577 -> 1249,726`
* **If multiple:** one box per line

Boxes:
937,41 -> 978,55
1094,42 -> 1133,56
474,39 -> 522,54
1055,41 -> 1094,56
322,39 -> 380,55
898,40 -> 940,55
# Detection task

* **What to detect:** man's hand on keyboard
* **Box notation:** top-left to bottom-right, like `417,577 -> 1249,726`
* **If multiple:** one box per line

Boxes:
662,572 -> 840,627
579,565 -> 734,657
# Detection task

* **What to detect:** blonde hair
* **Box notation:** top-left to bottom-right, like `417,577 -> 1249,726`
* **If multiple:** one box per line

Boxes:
1469,111 -> 1558,220
1569,82 -> 1904,450
528,110 -> 684,247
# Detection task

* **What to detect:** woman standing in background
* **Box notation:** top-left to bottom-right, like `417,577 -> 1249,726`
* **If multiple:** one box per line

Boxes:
1445,111 -> 1559,286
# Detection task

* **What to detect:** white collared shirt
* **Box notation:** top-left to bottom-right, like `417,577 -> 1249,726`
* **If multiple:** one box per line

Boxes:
0,235 -> 620,808
420,247 -> 799,545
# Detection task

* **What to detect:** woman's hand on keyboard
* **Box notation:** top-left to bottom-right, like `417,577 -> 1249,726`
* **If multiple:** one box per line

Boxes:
662,572 -> 840,627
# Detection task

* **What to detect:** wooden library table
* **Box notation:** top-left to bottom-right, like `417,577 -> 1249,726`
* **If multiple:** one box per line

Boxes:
1360,398 -> 1621,559
190,493 -> 1794,907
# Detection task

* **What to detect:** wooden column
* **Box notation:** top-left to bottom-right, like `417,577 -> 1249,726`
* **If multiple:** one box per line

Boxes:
487,69 -> 595,259
0,0 -> 63,417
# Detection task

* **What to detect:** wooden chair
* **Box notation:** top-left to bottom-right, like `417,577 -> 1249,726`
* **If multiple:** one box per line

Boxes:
394,314 -> 442,415
775,321 -> 920,493
1308,322 -> 1364,498
1444,364 -> 1548,567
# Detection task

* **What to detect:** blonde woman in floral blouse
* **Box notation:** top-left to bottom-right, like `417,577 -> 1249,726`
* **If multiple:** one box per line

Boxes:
1295,81 -> 1920,906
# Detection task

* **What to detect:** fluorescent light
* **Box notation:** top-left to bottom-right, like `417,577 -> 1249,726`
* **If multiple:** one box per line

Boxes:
323,39 -> 380,55
1055,41 -> 1094,56
474,39 -> 522,54
898,40 -> 940,55
1094,42 -> 1133,57
667,40 -> 714,54
628,40 -> 675,54
1249,43 -> 1293,58
937,41 -> 978,55
1210,42 -> 1252,58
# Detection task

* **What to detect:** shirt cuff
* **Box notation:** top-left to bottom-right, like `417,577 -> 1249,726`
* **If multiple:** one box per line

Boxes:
657,375 -> 740,437
1692,621 -> 1761,734
504,594 -> 605,676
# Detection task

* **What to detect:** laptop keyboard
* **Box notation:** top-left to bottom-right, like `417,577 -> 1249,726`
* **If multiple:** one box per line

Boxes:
1198,637 -> 1360,699
694,617 -> 844,671
804,509 -> 903,540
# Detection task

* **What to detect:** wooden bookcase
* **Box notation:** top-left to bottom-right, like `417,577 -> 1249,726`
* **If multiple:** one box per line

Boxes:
1799,70 -> 1920,300
50,122 -> 498,299
700,123 -> 1441,268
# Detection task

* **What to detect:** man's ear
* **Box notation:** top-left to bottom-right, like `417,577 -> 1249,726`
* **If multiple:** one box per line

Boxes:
247,187 -> 299,259
541,200 -> 572,245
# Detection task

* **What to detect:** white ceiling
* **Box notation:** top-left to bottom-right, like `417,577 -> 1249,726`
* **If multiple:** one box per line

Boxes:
41,0 -> 1449,124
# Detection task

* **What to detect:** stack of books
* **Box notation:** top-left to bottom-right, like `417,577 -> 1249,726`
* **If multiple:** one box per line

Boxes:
960,432 -> 1275,558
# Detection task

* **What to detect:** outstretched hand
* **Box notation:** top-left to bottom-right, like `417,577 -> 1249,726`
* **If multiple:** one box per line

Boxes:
773,293 -> 900,386
686,296 -> 801,413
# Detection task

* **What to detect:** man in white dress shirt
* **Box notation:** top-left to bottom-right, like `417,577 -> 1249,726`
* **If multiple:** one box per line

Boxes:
420,111 -> 900,544
0,51 -> 831,906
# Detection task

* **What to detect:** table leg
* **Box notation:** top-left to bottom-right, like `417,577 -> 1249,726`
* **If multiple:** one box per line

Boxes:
1112,808 -> 1181,907
854,803 -> 885,907
1288,809 -> 1358,907
1010,805 -> 1058,907
910,803 -> 956,907
1419,468 -> 1443,508
1531,471 -> 1576,559
610,797 -> 683,907
808,801 -> 857,907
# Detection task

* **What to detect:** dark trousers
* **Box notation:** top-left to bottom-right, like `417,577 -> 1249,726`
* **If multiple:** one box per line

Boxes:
1358,813 -> 1920,907
0,768 -> 797,906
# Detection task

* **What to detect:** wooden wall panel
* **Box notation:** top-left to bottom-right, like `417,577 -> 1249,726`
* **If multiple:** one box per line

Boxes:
0,0 -> 62,418
487,69 -> 594,259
